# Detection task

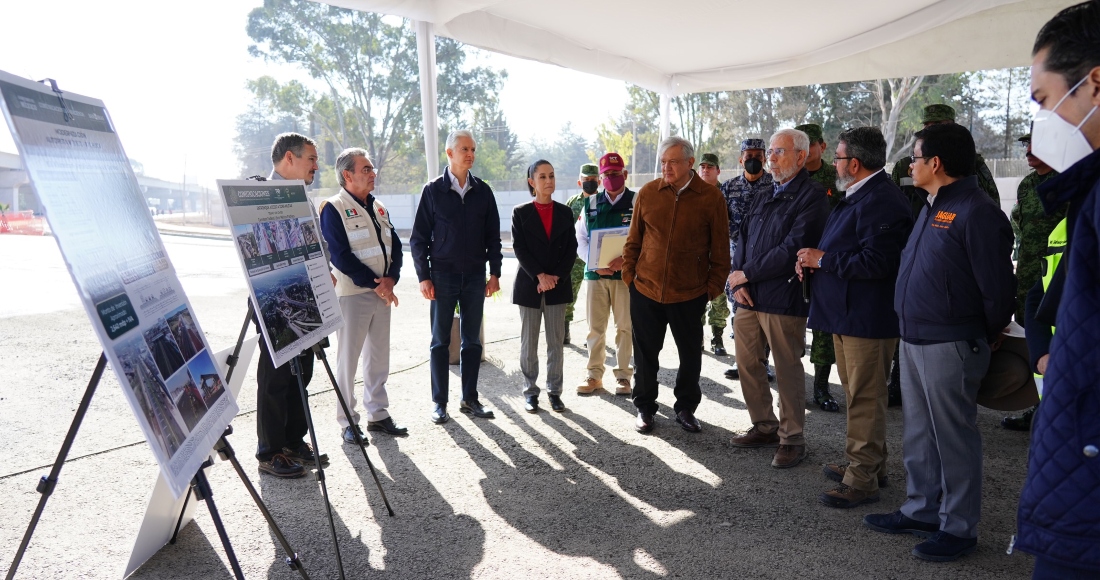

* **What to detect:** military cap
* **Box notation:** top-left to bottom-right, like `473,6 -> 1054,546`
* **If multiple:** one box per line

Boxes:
1018,133 -> 1032,143
794,123 -> 824,143
740,138 -> 766,151
922,104 -> 957,124
579,163 -> 599,177
699,153 -> 720,168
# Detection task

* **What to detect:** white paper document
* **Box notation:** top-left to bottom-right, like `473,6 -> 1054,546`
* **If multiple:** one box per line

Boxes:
588,227 -> 630,270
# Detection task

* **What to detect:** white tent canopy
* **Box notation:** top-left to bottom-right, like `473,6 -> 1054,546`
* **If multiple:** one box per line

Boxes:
317,0 -> 1077,177
323,0 -> 1076,95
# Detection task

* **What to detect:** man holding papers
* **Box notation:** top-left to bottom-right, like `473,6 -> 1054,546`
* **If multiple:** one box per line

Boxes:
575,153 -> 636,395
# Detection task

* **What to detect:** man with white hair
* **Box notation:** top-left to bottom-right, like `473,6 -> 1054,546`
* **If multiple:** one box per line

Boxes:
411,130 -> 503,425
729,128 -> 830,469
621,137 -> 730,434
320,147 -> 406,445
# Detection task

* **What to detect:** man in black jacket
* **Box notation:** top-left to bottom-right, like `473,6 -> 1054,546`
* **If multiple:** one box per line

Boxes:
796,127 -> 913,508
410,130 -> 504,424
728,128 -> 830,468
864,123 -> 1015,562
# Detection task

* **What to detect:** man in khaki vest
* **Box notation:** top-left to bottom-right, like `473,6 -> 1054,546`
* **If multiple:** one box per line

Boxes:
319,148 -> 407,444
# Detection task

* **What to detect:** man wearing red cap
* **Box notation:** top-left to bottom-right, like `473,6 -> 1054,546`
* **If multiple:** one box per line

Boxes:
575,153 -> 636,395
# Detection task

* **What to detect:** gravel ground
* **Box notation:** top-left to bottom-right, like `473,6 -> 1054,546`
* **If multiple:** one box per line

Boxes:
0,234 -> 1036,579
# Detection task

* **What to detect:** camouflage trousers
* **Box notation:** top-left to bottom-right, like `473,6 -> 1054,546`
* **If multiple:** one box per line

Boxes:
809,329 -> 836,366
565,259 -> 585,323
701,294 -> 730,329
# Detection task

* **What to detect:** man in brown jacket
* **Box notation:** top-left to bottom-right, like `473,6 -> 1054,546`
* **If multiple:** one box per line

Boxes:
622,136 -> 731,434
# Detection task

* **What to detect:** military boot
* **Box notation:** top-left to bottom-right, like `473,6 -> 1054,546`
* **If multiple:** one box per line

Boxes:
710,326 -> 727,356
563,321 -> 571,346
1002,405 -> 1037,432
812,364 -> 839,412
887,353 -> 902,407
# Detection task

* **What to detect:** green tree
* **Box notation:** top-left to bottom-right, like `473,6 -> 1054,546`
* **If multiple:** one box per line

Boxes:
239,0 -> 507,184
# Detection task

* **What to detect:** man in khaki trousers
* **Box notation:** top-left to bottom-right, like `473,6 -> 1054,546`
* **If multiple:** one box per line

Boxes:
796,127 -> 913,506
575,153 -> 636,395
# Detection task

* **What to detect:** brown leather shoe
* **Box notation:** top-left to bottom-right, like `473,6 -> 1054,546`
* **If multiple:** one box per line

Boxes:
577,377 -> 602,394
772,444 -> 808,468
615,378 -> 632,396
635,412 -> 655,433
820,484 -> 880,508
823,463 -> 888,488
729,425 -> 780,448
675,410 -> 701,433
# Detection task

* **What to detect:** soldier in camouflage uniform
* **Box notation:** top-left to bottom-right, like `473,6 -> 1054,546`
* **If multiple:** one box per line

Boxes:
795,123 -> 842,412
720,139 -> 775,382
563,163 -> 601,345
697,153 -> 731,356
884,103 -> 1002,406
1002,133 -> 1065,431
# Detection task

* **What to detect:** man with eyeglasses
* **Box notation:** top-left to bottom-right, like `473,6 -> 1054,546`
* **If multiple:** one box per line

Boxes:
796,127 -> 913,508
795,122 -> 844,413
622,137 -> 730,434
884,104 -> 1001,408
697,153 -> 731,357
719,139 -> 776,382
320,148 -> 407,445
864,122 -> 1014,562
728,128 -> 830,469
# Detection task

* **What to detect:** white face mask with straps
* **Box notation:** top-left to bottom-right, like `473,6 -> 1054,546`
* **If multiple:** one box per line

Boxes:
1032,75 -> 1099,172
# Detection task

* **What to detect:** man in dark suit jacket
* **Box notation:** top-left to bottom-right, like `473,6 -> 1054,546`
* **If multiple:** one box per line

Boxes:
511,160 -> 579,413
796,127 -> 914,508
410,130 -> 504,425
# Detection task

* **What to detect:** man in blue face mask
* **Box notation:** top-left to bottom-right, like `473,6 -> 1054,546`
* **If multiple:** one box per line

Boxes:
1015,2 -> 1100,577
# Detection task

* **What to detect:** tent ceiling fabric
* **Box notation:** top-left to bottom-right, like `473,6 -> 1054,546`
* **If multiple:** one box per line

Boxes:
321,0 -> 1078,95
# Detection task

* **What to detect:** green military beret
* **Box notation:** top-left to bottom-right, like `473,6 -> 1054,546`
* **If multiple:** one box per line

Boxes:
579,163 -> 599,177
794,123 -> 824,143
922,104 -> 957,124
699,153 -> 720,167
1018,133 -> 1032,143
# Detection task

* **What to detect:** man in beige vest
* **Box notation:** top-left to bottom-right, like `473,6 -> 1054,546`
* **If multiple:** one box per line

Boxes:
319,148 -> 407,444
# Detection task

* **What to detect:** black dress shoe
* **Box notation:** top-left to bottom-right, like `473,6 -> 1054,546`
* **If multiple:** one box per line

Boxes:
724,363 -> 739,379
460,400 -> 495,419
525,395 -> 539,413
367,416 -> 409,435
548,394 -> 565,412
675,410 -> 702,433
342,425 -> 369,446
431,404 -> 449,424
635,411 -> 655,433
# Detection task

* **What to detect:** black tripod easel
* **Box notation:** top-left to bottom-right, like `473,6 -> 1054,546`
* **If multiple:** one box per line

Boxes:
5,354 -> 247,580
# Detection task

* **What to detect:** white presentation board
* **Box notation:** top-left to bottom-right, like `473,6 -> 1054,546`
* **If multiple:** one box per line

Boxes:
218,179 -> 342,367
0,70 -> 238,499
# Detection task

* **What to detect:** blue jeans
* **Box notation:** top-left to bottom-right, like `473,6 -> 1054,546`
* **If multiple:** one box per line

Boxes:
429,271 -> 485,405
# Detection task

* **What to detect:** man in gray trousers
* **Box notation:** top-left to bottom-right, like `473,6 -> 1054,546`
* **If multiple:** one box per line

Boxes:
863,123 -> 1015,562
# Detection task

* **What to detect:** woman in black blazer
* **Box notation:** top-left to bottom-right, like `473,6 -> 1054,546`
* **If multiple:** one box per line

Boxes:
512,160 -> 578,413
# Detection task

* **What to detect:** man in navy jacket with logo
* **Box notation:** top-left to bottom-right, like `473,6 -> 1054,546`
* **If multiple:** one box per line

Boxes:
410,130 -> 503,425
864,123 -> 1015,562
797,127 -> 913,509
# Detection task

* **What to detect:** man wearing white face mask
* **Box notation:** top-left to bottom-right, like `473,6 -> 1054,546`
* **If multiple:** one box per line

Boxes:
1016,2 -> 1100,577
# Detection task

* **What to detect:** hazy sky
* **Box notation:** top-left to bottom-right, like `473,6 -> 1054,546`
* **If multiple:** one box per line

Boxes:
0,0 -> 628,186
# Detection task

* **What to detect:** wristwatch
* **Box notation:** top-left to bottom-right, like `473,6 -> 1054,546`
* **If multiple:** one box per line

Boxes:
816,256 -> 823,268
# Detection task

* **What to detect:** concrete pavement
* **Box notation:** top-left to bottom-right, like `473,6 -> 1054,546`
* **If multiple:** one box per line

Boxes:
0,234 -> 1035,578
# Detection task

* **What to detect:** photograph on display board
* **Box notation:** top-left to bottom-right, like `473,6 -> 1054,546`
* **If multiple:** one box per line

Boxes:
166,368 -> 206,431
166,305 -> 203,362
250,263 -> 323,352
143,318 -> 186,380
253,222 -> 274,256
186,350 -> 226,408
300,218 -> 319,248
233,225 -> 261,260
116,337 -> 189,459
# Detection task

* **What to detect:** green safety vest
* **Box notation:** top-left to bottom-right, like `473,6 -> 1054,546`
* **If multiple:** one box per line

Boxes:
584,189 -> 635,281
1035,217 -> 1067,399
